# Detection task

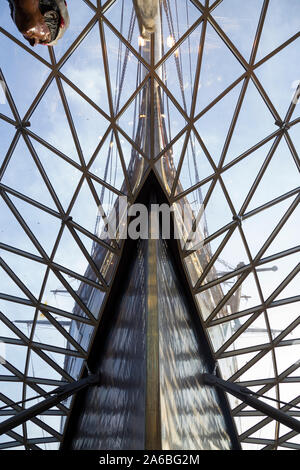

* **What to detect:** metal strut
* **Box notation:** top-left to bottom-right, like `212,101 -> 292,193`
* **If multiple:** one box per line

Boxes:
0,374 -> 100,436
201,373 -> 300,434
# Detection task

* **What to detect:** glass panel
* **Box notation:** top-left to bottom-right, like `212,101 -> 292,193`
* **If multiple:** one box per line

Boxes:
52,0 -> 94,61
103,22 -> 147,115
0,36 -> 50,118
255,39 -> 300,120
225,79 -> 276,165
29,80 -> 80,163
212,0 -> 264,61
1,138 -> 57,210
222,138 -> 275,213
246,139 -> 300,212
159,23 -> 203,115
194,81 -> 243,165
256,0 -> 300,61
195,23 -> 244,114
61,24 -> 110,114
176,130 -> 214,192
242,197 -> 295,259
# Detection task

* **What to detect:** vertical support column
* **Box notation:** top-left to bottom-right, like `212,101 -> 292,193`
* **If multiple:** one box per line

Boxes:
145,234 -> 161,450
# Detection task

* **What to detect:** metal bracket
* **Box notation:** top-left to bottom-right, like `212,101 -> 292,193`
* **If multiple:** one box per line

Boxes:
201,373 -> 300,434
0,374 -> 100,436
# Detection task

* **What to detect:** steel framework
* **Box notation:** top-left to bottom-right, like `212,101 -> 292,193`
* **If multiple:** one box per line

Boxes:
0,0 -> 299,450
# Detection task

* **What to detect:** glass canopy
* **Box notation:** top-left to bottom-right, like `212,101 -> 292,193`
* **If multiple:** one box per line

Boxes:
0,0 -> 299,450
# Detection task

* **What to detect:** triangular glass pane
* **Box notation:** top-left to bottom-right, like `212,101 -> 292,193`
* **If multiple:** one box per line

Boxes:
117,81 -> 151,154
237,351 -> 275,382
255,39 -> 300,120
25,421 -> 54,440
117,134 -> 148,194
30,80 -> 79,163
279,382 -> 300,405
53,227 -> 90,279
32,322 -> 69,358
35,415 -> 65,436
0,381 -> 23,406
256,0 -> 300,61
267,302 -> 300,340
195,23 -> 244,114
89,132 -> 127,192
224,79 -> 276,165
212,271 -> 263,322
61,24 -> 109,114
194,81 -> 243,165
222,138 -> 275,213
40,349 -> 71,377
32,139 -> 82,212
51,0 -> 94,61
176,131 -> 214,192
59,271 -> 105,318
242,197 -> 295,258
103,22 -> 147,115
212,0 -> 263,62
154,81 -> 187,157
159,0 -> 202,53
3,344 -> 28,374
208,313 -> 253,352
0,301 -> 36,335
275,342 -> 300,375
159,23 -> 203,114
172,182 -> 211,254
250,421 -> 276,440
246,139 -> 300,212
202,181 -> 233,237
218,351 -> 259,381
74,229 -> 101,261
203,229 -> 251,288
0,35 -> 50,118
0,266 -> 29,300
104,0 -> 143,58
0,120 -> 16,168
0,320 -> 20,340
62,82 -> 110,164
90,178 -> 120,225
1,138 -> 56,209
156,132 -> 188,195
0,196 -> 40,256
184,230 -> 229,287
11,195 -> 61,257
256,253 -> 299,301
175,179 -> 211,207
28,350 -> 63,381
1,250 -> 47,300
274,271 -> 300,303
225,314 -> 270,353
42,270 -> 89,324
70,178 -> 101,235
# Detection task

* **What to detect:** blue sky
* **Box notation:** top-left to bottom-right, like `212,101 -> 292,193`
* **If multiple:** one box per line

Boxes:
0,0 -> 299,449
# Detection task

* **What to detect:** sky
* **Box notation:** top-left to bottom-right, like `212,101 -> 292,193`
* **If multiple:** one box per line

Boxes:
0,0 -> 299,450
